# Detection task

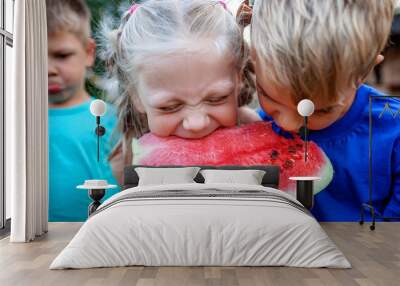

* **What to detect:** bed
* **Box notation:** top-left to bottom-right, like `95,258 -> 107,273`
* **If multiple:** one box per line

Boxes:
50,165 -> 350,269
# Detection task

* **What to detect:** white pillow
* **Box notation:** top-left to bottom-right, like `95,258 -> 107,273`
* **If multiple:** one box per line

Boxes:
135,167 -> 200,186
200,169 -> 266,185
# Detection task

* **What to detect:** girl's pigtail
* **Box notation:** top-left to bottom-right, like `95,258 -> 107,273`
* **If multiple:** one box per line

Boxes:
236,0 -> 252,28
238,39 -> 255,107
100,7 -> 149,165
235,1 -> 255,107
114,8 -> 150,138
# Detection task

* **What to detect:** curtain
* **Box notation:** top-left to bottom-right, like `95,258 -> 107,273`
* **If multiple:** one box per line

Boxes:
7,0 -> 48,242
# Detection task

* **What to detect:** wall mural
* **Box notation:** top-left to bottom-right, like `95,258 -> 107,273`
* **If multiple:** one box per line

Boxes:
47,0 -> 400,224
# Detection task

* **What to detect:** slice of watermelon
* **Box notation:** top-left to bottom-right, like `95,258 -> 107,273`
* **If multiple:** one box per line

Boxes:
132,122 -> 333,195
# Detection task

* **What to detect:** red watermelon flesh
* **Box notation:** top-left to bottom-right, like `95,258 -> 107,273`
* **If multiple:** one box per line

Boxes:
132,122 -> 333,195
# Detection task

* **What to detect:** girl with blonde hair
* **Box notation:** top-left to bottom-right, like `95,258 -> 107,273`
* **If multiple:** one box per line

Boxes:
101,0 -> 256,183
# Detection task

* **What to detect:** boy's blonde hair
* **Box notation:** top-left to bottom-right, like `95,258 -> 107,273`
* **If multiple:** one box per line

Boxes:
251,0 -> 395,103
46,0 -> 91,44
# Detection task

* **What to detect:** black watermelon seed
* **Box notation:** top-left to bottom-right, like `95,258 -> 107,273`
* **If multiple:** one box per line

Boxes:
283,159 -> 294,169
270,150 -> 279,159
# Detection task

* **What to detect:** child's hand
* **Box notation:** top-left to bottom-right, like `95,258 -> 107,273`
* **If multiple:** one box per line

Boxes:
236,0 -> 252,28
239,106 -> 261,124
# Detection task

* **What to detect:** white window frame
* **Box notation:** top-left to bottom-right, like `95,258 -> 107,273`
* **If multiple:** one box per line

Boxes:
1,0 -> 14,232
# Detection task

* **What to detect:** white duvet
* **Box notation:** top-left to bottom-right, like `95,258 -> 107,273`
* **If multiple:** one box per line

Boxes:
50,183 -> 350,269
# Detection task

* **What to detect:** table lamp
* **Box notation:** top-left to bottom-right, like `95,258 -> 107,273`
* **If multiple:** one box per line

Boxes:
297,99 -> 315,162
289,99 -> 318,210
90,99 -> 107,162
77,99 -> 116,216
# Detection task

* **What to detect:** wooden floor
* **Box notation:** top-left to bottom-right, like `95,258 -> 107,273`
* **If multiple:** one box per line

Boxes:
0,222 -> 399,286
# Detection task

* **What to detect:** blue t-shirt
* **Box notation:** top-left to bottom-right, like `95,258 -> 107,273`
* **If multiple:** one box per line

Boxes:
49,98 -> 120,222
258,85 -> 400,221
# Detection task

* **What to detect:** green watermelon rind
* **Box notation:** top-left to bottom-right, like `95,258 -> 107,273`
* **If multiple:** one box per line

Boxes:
313,151 -> 334,195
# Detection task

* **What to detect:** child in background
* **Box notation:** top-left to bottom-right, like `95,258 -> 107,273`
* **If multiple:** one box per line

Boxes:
47,0 -> 119,221
250,0 -> 399,221
103,0 -> 256,183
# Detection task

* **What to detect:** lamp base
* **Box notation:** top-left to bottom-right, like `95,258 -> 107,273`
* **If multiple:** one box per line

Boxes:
296,180 -> 314,210
88,189 -> 105,216
289,177 -> 319,210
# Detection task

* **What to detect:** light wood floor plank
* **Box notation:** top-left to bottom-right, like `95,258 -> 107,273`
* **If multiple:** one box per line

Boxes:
0,222 -> 399,286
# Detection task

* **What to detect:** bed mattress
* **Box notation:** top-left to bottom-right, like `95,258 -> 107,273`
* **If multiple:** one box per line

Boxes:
50,183 -> 350,269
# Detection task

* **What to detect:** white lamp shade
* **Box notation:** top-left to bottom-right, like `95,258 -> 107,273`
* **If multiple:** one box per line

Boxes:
90,99 -> 107,117
297,99 -> 315,117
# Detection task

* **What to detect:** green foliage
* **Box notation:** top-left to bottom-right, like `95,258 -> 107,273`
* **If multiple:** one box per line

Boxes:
85,0 -> 128,98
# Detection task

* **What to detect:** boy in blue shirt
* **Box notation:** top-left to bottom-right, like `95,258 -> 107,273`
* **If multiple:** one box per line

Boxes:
47,0 -> 119,221
249,0 -> 399,221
